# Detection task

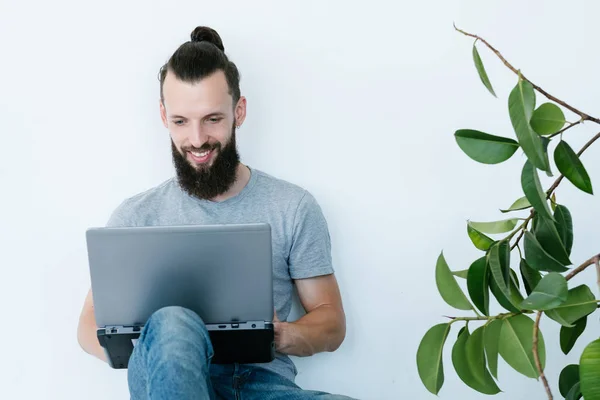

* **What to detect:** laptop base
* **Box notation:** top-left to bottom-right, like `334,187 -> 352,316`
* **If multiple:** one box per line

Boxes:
97,322 -> 274,369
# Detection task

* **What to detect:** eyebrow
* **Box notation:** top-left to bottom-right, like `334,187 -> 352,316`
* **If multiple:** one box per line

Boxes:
169,112 -> 226,119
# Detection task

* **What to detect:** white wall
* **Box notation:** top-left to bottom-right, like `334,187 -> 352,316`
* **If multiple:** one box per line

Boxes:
2,1 -> 599,399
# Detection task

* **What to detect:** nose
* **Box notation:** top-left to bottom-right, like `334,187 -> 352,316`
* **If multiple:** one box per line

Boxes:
188,121 -> 209,148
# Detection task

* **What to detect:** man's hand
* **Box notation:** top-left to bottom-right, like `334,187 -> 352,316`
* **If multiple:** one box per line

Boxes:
273,310 -> 287,353
271,274 -> 346,357
273,309 -> 300,354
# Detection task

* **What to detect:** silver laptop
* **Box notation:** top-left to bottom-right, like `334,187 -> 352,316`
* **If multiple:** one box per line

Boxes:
85,223 -> 275,369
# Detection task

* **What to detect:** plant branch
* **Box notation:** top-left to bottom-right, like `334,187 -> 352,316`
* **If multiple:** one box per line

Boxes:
532,311 -> 552,400
531,252 -> 599,400
596,257 -> 600,296
576,130 -> 600,157
509,210 -> 534,250
511,229 -> 526,250
444,313 -> 515,324
546,131 -> 600,198
548,119 -> 583,139
565,254 -> 600,281
454,25 -> 600,125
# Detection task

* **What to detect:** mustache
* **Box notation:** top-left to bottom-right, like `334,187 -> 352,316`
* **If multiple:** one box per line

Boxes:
181,143 -> 221,153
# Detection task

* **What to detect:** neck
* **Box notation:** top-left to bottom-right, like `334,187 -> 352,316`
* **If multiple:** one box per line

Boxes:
208,163 -> 250,202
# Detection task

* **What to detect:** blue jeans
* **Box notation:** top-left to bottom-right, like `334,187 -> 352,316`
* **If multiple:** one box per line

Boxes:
128,306 -> 355,399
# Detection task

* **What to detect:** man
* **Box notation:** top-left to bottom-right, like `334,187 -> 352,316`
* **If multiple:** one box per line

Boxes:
77,26 -> 353,399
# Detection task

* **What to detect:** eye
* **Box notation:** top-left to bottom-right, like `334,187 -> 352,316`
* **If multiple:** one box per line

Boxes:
173,120 -> 185,126
208,117 -> 223,123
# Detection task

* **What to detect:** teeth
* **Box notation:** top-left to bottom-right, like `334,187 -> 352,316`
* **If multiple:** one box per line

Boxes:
191,150 -> 209,157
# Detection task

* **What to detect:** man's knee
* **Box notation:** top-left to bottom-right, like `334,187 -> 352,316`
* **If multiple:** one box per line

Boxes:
149,306 -> 204,326
130,306 -> 214,384
144,306 -> 210,345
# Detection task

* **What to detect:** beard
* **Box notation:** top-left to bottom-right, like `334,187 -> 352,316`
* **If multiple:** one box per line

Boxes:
171,125 -> 240,200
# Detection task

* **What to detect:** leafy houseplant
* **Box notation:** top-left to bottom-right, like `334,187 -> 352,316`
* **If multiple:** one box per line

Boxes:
416,26 -> 600,400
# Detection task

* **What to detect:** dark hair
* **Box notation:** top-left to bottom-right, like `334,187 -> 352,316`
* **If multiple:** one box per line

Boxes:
158,26 -> 241,107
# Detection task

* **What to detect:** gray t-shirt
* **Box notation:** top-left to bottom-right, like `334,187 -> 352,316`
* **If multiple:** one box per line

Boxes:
105,166 -> 335,381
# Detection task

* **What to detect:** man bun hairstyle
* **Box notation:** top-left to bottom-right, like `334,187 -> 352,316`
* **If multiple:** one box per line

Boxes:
159,26 -> 241,107
190,26 -> 224,51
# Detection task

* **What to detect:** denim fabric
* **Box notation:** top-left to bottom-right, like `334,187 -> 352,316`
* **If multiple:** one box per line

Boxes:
128,306 -> 355,400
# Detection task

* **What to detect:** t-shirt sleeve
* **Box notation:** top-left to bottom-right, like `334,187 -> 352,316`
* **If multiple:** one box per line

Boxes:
288,191 -> 335,279
105,200 -> 133,228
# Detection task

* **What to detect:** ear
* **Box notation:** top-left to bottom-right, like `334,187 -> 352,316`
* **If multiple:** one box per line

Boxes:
234,96 -> 247,127
159,100 -> 168,128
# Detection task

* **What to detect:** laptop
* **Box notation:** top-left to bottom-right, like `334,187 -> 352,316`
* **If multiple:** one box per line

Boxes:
85,223 -> 275,369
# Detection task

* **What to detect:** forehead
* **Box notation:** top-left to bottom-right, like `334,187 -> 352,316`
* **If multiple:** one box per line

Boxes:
163,69 -> 233,116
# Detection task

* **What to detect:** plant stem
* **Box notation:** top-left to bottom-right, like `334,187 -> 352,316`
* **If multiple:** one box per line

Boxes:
565,253 -> 600,281
546,131 -> 600,198
548,119 -> 583,139
454,26 -> 600,400
511,229 -> 526,250
509,210 -> 534,250
532,311 -> 553,400
595,256 -> 600,296
509,130 -> 600,251
529,252 -> 599,400
444,313 -> 514,324
454,25 -> 600,125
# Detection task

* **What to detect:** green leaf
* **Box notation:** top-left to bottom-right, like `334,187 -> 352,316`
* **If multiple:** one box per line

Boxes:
452,327 -> 501,394
546,285 -> 597,327
555,140 -> 594,195
540,136 -> 553,177
500,196 -> 531,213
472,44 -> 497,97
484,319 -> 502,379
467,223 -> 495,251
566,382 -> 583,400
554,204 -> 574,256
508,269 -> 525,304
534,215 -> 571,266
559,364 -> 580,398
487,241 -> 523,312
488,260 -> 524,313
454,130 -> 518,164
490,273 -> 522,313
520,258 -> 542,295
521,161 -> 554,221
520,272 -> 568,310
467,257 -> 490,316
510,268 -> 521,289
466,327 -> 501,393
580,338 -> 600,400
508,78 -> 550,172
524,231 -> 568,272
561,317 -> 587,355
498,314 -> 545,379
469,219 -> 518,235
452,269 -> 469,279
452,327 -> 478,390
417,323 -> 451,395
435,252 -> 473,310
530,103 -> 566,135
487,242 -> 510,293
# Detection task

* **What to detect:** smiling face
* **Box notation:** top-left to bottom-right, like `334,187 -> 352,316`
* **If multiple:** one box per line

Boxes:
160,69 -> 246,200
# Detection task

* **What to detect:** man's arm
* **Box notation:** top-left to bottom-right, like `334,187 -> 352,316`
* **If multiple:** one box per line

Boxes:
274,274 -> 346,357
77,288 -> 108,362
